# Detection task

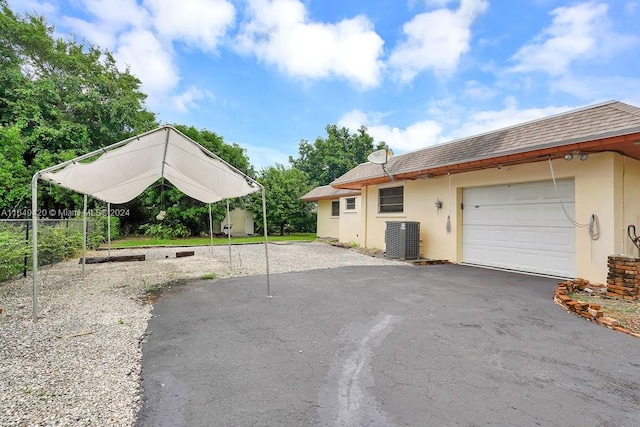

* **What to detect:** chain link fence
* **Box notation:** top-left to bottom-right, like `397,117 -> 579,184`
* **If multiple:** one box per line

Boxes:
0,219 -> 100,282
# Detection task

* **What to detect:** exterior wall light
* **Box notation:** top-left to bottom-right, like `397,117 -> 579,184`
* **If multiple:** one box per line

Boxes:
435,199 -> 443,210
563,151 -> 589,161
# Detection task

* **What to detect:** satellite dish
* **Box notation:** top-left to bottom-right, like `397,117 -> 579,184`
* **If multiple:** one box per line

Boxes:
367,148 -> 393,164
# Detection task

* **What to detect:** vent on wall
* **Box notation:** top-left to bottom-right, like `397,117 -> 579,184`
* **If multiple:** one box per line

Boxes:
385,221 -> 420,260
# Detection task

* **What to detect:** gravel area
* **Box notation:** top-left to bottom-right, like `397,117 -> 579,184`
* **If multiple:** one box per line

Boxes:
0,241 -> 408,426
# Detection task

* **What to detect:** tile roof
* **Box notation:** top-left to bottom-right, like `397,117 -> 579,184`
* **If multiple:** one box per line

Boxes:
332,100 -> 640,188
300,185 -> 361,201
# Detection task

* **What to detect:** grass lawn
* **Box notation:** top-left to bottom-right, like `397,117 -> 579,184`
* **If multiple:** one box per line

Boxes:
104,233 -> 317,248
568,291 -> 640,334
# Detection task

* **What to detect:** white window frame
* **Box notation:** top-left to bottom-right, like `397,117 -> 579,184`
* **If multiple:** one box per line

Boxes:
345,197 -> 356,211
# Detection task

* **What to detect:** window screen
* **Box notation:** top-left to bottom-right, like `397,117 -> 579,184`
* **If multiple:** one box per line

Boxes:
345,197 -> 356,210
379,186 -> 403,213
331,200 -> 340,216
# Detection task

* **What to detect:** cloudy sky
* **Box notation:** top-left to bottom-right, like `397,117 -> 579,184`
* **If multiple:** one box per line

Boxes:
10,0 -> 640,169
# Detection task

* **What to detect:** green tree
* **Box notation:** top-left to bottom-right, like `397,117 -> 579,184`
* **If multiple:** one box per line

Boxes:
0,1 -> 156,212
251,165 -> 313,236
0,124 -> 28,209
136,125 -> 256,236
289,124 -> 386,186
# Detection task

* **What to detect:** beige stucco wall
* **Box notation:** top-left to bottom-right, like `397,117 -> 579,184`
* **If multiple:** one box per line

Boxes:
620,155 -> 640,256
338,195 -> 362,244
317,199 -> 340,239
359,152 -> 640,284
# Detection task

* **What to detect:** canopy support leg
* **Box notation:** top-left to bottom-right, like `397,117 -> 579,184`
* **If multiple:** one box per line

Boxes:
31,174 -> 39,322
226,199 -> 232,268
262,188 -> 270,297
208,203 -> 214,255
107,202 -> 111,257
82,194 -> 87,279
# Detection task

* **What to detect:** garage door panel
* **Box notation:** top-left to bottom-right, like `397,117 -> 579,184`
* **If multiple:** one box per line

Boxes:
465,181 -> 574,206
512,229 -> 539,246
465,203 -> 575,228
542,229 -> 574,249
467,226 -> 572,251
462,180 -> 575,277
465,244 -> 512,267
512,250 -> 540,271
542,252 -> 575,276
514,184 -> 548,203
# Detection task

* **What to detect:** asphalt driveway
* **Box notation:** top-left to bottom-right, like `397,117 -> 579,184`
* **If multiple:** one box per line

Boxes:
137,264 -> 640,426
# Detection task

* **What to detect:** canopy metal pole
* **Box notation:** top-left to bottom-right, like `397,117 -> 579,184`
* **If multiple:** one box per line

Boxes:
82,194 -> 87,279
208,203 -> 214,255
31,173 -> 39,321
262,187 -> 271,297
107,202 -> 111,257
226,199 -> 232,267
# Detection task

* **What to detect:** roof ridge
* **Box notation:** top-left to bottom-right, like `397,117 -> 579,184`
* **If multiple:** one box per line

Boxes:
606,100 -> 640,117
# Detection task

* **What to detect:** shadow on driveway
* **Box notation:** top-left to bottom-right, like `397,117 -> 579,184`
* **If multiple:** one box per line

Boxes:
137,264 -> 640,426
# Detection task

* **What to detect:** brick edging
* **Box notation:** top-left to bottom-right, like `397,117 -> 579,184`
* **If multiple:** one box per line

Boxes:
554,279 -> 640,339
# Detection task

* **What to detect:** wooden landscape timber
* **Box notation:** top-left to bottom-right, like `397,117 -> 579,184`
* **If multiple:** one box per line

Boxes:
79,255 -> 146,264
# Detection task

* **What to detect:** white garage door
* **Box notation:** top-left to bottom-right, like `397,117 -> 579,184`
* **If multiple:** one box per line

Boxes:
462,179 -> 575,278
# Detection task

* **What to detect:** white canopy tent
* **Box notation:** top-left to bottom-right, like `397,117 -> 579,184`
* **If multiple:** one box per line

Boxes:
31,126 -> 270,320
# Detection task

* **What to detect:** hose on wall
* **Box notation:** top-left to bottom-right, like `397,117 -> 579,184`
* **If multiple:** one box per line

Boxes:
548,158 -> 600,241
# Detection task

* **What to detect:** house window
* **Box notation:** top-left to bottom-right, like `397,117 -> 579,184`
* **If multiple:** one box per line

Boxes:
345,197 -> 356,210
379,186 -> 403,213
331,200 -> 340,216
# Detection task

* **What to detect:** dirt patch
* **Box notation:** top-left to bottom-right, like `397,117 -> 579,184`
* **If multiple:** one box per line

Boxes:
568,292 -> 640,334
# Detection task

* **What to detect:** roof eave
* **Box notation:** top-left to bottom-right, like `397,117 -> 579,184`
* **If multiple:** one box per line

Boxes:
332,129 -> 640,188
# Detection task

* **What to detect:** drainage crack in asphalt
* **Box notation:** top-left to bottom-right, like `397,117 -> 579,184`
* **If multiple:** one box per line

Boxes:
318,313 -> 401,426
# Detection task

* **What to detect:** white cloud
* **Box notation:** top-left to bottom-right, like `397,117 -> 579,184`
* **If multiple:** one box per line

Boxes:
7,0 -> 56,15
145,0 -> 235,51
552,75 -> 640,106
389,0 -> 488,82
510,2 -> 636,75
236,0 -> 385,88
338,98 -> 580,155
445,97 -> 573,140
51,0 -> 236,114
338,110 -> 444,152
115,30 -> 180,98
62,16 -> 118,49
81,0 -> 149,29
171,87 -> 214,113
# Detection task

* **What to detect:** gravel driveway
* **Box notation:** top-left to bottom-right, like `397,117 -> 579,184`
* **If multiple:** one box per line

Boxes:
0,242 -> 406,426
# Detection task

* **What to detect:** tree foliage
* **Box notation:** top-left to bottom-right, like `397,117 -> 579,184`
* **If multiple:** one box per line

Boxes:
289,124 -> 386,186
0,1 -> 156,212
251,165 -> 314,236
135,125 -> 256,236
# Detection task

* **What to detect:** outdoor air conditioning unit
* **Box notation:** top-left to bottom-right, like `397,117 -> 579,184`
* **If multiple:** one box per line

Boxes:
385,221 -> 420,260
